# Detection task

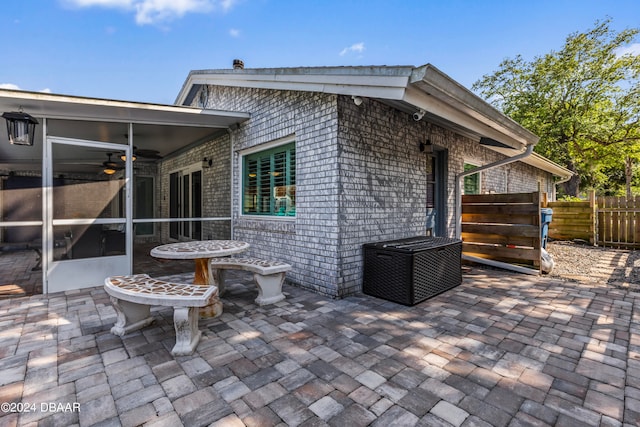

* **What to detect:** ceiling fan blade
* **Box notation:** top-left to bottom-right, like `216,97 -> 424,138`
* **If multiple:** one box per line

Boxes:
135,149 -> 163,159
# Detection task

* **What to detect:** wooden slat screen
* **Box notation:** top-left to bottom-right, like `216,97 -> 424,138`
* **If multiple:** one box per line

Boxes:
461,191 -> 541,270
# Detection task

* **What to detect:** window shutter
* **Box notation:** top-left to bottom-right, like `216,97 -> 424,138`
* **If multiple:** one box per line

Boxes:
242,142 -> 296,216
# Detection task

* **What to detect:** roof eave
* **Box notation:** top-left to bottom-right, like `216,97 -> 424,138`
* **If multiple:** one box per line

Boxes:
527,152 -> 574,180
174,65 -> 573,177
175,66 -> 414,106
407,64 -> 538,150
1,89 -> 249,128
177,64 -> 539,152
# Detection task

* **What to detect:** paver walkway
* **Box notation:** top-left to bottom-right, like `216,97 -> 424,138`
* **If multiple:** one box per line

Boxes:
1,267 -> 639,426
0,243 -> 198,297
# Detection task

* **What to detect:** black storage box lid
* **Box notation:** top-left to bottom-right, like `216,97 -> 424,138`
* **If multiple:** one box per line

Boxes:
363,236 -> 462,253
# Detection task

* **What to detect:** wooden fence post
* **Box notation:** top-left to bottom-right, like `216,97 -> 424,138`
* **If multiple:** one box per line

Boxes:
589,190 -> 596,245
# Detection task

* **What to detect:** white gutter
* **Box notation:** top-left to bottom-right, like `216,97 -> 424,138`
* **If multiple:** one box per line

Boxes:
554,173 -> 573,187
551,174 -> 573,201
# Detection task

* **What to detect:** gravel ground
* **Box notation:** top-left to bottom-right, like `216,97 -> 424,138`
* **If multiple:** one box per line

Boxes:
546,240 -> 640,288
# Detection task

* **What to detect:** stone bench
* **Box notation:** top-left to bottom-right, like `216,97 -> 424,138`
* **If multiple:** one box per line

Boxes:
104,274 -> 221,356
209,257 -> 292,306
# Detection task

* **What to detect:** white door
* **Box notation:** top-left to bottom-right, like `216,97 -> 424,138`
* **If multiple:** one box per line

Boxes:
45,137 -> 132,293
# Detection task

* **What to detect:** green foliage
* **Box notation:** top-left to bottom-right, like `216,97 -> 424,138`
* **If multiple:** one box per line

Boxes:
473,18 -> 640,196
558,195 -> 584,202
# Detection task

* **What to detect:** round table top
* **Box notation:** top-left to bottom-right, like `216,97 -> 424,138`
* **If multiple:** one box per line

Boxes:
150,240 -> 250,259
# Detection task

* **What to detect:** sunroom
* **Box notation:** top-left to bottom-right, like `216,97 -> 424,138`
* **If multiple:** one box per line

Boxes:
0,89 -> 248,295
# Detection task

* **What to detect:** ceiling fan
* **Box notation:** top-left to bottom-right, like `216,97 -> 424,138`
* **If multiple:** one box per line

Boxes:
118,146 -> 163,162
103,153 -> 123,175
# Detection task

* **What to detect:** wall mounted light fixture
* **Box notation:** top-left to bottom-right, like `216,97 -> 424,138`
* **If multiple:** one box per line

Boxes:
419,139 -> 433,153
2,110 -> 39,146
202,157 -> 212,169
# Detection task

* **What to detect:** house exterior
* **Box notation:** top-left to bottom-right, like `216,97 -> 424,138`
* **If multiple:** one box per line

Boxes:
169,63 -> 572,298
0,63 -> 571,297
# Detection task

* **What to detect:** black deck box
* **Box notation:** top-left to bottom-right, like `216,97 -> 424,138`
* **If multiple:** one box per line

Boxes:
363,236 -> 462,306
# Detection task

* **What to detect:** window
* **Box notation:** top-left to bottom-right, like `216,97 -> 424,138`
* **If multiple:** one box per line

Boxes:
243,142 -> 296,216
463,163 -> 480,195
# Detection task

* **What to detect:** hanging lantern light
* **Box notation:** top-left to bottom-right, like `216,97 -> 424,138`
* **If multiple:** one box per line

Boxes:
102,153 -> 119,175
2,111 -> 39,146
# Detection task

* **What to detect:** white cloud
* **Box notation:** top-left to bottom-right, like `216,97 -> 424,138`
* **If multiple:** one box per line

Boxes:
0,84 -> 52,93
134,0 -> 213,25
62,0 -> 133,8
219,0 -> 237,12
229,28 -> 240,37
340,42 -> 365,57
63,0 -> 238,25
616,43 -> 640,57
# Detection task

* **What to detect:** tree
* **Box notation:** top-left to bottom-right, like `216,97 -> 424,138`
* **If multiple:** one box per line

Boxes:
473,19 -> 640,197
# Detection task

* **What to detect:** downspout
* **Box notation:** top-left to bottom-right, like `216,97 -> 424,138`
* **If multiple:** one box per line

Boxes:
227,127 -> 235,240
455,143 -> 538,275
553,174 -> 572,200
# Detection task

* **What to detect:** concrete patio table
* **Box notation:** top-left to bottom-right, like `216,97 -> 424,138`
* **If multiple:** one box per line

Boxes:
150,240 -> 250,317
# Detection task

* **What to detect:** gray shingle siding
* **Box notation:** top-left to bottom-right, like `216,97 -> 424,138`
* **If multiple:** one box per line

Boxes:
203,85 -> 342,297
191,85 -> 554,298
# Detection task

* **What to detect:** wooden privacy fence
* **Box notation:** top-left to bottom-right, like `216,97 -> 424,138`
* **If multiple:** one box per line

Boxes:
544,191 -> 640,248
597,196 -> 640,247
462,192 -> 541,272
544,193 -> 595,244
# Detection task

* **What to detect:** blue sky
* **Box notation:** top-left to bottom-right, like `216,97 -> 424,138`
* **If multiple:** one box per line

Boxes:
1,0 -> 639,105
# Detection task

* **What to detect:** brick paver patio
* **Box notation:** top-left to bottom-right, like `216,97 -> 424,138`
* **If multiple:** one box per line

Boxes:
1,266 -> 639,426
